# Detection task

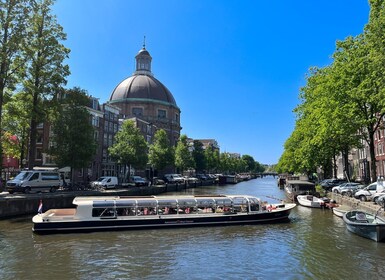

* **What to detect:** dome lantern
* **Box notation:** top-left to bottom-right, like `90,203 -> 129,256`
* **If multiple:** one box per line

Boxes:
134,37 -> 152,76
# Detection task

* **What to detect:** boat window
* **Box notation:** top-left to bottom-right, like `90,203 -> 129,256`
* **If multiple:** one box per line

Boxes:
92,207 -> 116,218
214,198 -> 233,213
232,197 -> 249,213
196,198 -> 215,213
248,198 -> 259,211
136,200 -> 157,207
136,200 -> 157,216
157,199 -> 178,215
178,199 -> 197,214
297,184 -> 315,191
136,206 -> 157,215
116,207 -> 136,216
93,200 -> 115,208
116,200 -> 136,207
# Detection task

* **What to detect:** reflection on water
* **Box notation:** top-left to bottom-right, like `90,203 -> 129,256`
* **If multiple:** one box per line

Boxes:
1,177 -> 385,279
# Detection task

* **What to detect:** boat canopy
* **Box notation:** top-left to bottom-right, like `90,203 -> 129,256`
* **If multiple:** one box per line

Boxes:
73,195 -> 259,209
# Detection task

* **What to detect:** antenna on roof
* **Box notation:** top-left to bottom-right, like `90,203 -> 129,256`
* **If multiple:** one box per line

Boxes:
143,35 -> 146,48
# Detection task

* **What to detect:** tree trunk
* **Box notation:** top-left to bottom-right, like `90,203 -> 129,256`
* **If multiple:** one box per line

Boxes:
369,131 -> 377,183
342,148 -> 350,181
28,90 -> 39,169
333,155 -> 337,178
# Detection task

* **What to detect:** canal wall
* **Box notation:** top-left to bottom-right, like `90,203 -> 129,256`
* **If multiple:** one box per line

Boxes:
330,193 -> 383,215
0,180 -> 215,219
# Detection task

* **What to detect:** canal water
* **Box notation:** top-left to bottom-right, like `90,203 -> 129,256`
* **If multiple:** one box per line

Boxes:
1,176 -> 385,280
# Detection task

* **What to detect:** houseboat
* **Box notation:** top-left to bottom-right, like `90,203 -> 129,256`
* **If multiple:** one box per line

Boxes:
32,195 -> 297,234
285,180 -> 316,201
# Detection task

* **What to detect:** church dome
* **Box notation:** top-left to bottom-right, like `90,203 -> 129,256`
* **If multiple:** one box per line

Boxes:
109,47 -> 178,109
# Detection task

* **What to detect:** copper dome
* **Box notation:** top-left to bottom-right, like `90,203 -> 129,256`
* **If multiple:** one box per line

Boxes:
109,74 -> 178,107
109,47 -> 178,108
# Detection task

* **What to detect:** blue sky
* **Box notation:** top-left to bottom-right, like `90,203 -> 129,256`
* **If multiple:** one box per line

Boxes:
53,0 -> 369,165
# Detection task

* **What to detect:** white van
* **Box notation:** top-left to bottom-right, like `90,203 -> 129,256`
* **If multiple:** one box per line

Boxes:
354,182 -> 384,201
6,170 -> 61,194
91,176 -> 118,189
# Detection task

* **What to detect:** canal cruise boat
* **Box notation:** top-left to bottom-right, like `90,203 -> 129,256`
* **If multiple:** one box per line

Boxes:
32,195 -> 296,234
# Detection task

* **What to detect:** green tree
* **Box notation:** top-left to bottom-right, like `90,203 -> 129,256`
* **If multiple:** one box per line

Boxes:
242,154 -> 256,172
49,87 -> 96,183
254,161 -> 265,173
175,134 -> 194,174
109,119 -> 148,181
2,91 -> 30,164
24,0 -> 70,169
192,140 -> 206,173
0,0 -> 29,172
332,34 -> 385,182
205,145 -> 219,173
148,129 -> 174,173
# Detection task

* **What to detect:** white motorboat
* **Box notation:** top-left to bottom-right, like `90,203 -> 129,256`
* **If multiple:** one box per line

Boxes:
296,195 -> 325,208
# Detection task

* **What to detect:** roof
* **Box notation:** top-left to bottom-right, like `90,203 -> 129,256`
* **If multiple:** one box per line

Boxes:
109,74 -> 178,108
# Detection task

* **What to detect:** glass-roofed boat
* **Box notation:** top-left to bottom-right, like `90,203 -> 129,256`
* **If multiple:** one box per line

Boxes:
32,195 -> 296,234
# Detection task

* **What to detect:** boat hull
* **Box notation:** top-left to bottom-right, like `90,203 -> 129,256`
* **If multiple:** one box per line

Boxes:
33,207 -> 295,234
343,211 -> 385,242
296,195 -> 324,208
333,207 -> 346,218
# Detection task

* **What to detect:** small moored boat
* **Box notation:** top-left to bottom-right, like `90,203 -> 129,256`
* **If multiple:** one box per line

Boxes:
343,210 -> 385,242
296,195 -> 325,208
32,195 -> 297,234
332,205 -> 350,218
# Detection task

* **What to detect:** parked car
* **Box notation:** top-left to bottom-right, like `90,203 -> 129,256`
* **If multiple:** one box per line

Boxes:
163,174 -> 184,184
196,174 -> 208,181
340,184 -> 365,197
6,169 -> 61,194
377,195 -> 385,207
129,176 -> 147,187
184,176 -> 199,183
322,178 -> 347,191
332,182 -> 360,194
91,176 -> 118,189
354,182 -> 384,201
372,190 -> 385,204
152,177 -> 165,185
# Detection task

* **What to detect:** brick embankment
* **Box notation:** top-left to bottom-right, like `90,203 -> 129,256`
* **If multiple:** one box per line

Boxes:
330,193 -> 383,215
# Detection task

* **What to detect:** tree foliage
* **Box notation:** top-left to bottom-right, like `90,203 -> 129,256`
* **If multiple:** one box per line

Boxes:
175,134 -> 194,173
49,88 -> 96,181
192,140 -> 206,172
0,0 -> 30,170
109,119 -> 148,172
24,0 -> 70,169
278,1 -> 385,182
148,129 -> 174,172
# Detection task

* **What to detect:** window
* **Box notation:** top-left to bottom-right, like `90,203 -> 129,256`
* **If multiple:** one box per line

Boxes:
175,114 -> 179,122
92,99 -> 98,110
132,107 -> 143,116
92,115 -> 99,127
158,109 -> 167,119
36,133 -> 43,144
